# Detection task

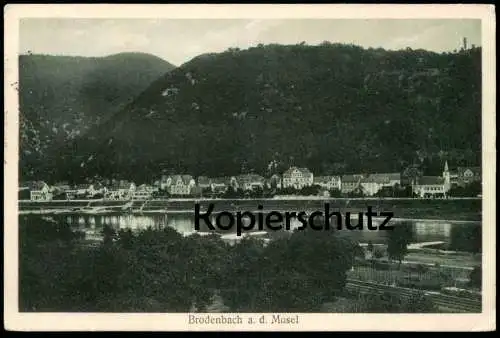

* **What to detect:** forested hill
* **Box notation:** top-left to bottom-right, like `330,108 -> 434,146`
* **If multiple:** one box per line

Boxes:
19,52 -> 176,180
52,43 -> 481,183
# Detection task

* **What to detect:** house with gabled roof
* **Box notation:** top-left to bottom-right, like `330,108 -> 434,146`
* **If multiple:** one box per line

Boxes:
169,175 -> 195,195
456,166 -> 481,187
75,184 -> 91,197
341,174 -> 364,194
105,180 -> 136,200
72,182 -> 106,198
19,181 -> 52,201
210,177 -> 230,193
359,173 -> 401,196
282,167 -> 314,189
197,176 -> 229,193
232,174 -> 266,191
133,184 -> 154,200
313,176 -> 341,191
197,176 -> 211,190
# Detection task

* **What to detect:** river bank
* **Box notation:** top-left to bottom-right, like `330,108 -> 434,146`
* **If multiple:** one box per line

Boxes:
18,197 -> 482,221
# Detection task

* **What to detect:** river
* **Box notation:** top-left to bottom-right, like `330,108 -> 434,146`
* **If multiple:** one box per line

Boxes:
22,211 -> 482,253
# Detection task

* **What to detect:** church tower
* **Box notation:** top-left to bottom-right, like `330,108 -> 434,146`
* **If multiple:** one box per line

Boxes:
443,160 -> 451,192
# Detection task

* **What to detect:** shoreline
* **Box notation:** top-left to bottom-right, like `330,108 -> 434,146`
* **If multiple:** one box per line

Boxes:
17,197 -> 482,223
18,196 -> 482,203
18,209 -> 481,224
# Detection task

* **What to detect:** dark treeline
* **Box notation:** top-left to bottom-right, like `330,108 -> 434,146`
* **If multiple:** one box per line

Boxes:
19,215 -> 443,313
19,53 -> 175,180
22,44 -> 481,183
19,216 -> 361,312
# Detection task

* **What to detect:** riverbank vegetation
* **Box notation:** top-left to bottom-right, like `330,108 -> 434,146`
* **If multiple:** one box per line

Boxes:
19,216 -> 359,312
19,216 -> 454,313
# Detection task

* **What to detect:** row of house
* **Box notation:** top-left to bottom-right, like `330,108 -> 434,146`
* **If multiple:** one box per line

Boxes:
340,173 -> 401,196
340,162 -> 481,198
19,180 -> 140,201
19,163 -> 481,201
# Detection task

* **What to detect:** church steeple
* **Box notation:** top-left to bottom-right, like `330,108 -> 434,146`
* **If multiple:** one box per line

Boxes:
443,160 -> 451,188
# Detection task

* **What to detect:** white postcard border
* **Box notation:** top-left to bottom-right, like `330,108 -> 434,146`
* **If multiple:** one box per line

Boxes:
3,4 -> 496,332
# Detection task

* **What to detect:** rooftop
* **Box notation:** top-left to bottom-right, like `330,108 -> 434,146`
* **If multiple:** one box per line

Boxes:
283,167 -> 313,177
416,176 -> 445,185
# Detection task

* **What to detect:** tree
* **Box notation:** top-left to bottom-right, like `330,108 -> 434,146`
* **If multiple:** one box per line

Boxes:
367,241 -> 374,253
23,45 -> 481,182
469,266 -> 482,289
52,192 -> 67,200
117,228 -> 135,249
402,293 -> 436,313
362,292 -> 402,313
19,216 -> 90,311
299,184 -> 321,196
373,247 -> 384,259
102,224 -> 117,246
362,290 -> 436,313
387,221 -> 413,266
219,227 -> 358,312
329,188 -> 342,197
449,181 -> 481,197
201,187 -> 213,198
250,186 -> 264,198
219,237 -> 266,311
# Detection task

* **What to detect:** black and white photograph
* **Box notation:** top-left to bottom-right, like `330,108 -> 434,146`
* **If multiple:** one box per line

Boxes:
4,4 -> 496,332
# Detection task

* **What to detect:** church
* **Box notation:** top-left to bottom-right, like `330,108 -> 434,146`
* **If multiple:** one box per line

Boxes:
411,161 -> 451,198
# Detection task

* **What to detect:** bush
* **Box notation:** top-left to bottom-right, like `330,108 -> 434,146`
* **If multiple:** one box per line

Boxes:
373,247 -> 385,259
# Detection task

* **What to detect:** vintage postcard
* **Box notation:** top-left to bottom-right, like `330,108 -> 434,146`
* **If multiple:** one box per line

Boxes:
4,4 -> 496,332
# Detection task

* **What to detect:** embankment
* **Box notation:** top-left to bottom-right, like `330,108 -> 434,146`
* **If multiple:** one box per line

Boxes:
18,197 -> 481,222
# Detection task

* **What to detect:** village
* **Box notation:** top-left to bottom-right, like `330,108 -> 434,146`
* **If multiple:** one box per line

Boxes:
19,161 -> 481,202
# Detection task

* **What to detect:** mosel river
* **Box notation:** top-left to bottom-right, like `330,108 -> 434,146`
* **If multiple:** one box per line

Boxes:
24,211 -> 482,253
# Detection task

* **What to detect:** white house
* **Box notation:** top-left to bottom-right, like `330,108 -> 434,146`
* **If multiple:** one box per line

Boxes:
169,175 -> 196,195
75,184 -> 90,197
72,183 -> 106,198
359,173 -> 401,196
313,176 -> 341,191
133,184 -> 154,200
106,181 -> 136,200
210,177 -> 230,193
282,167 -> 314,189
19,181 -> 53,201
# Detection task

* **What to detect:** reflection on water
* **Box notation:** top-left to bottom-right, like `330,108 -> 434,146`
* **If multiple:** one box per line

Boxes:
414,221 -> 452,238
52,212 -> 480,252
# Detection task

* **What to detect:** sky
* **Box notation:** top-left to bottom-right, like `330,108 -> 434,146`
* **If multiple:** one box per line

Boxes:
19,19 -> 481,66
